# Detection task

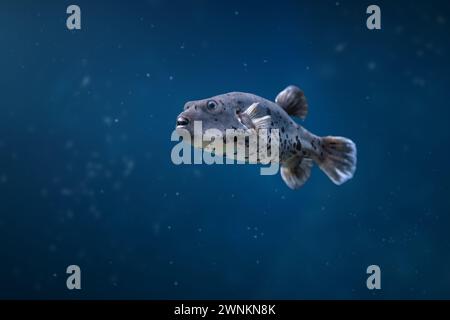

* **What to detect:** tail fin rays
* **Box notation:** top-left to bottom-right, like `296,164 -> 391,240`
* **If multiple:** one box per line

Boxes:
318,136 -> 357,185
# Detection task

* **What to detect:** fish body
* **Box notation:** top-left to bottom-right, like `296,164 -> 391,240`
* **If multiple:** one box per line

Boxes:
176,85 -> 357,189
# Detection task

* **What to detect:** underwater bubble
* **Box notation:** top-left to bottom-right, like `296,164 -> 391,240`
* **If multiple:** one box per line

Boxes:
368,61 -> 377,71
335,43 -> 346,53
66,210 -> 74,219
436,15 -> 446,25
65,140 -> 74,149
60,188 -> 73,197
152,223 -> 160,236
81,76 -> 91,87
412,76 -> 426,87
103,116 -> 113,126
122,157 -> 135,177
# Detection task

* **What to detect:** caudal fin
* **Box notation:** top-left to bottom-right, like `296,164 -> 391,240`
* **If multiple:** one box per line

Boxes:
318,136 -> 357,185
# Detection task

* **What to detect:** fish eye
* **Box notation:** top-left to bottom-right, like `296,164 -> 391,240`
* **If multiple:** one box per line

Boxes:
206,100 -> 218,111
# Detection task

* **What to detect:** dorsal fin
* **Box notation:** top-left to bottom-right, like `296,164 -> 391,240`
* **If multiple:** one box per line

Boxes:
275,85 -> 308,120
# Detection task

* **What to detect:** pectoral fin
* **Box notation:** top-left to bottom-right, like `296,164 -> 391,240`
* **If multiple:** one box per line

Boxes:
237,113 -> 255,130
242,102 -> 272,130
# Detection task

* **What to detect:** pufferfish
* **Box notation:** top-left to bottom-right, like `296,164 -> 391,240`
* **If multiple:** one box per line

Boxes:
175,85 -> 357,189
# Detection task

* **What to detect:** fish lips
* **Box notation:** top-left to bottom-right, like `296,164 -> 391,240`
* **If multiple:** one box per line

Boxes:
175,114 -> 195,140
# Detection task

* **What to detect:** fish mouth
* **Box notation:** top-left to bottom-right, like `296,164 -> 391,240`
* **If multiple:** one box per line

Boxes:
175,116 -> 191,131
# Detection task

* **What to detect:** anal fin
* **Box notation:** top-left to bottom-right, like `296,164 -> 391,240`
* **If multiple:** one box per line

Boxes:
280,157 -> 313,189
